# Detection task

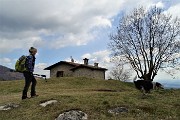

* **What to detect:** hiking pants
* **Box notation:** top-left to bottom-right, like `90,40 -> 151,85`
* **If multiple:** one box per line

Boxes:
22,72 -> 37,98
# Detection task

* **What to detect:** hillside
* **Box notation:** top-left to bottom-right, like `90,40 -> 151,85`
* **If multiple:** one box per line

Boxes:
0,65 -> 24,81
0,77 -> 179,120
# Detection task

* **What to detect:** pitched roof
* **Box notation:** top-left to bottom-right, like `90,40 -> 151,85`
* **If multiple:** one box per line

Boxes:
44,61 -> 79,70
70,64 -> 107,71
44,61 -> 107,71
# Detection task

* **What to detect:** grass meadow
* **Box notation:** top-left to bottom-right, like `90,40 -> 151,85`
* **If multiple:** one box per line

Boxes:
0,77 -> 179,120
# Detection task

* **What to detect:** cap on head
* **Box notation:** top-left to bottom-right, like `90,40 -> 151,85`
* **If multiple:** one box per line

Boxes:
29,47 -> 37,54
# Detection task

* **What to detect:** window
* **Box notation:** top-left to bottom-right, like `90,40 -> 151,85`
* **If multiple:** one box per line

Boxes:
56,71 -> 64,77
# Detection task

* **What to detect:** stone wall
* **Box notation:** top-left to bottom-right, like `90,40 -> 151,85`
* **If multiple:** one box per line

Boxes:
73,68 -> 105,79
50,64 -> 106,79
50,64 -> 74,78
92,69 -> 105,79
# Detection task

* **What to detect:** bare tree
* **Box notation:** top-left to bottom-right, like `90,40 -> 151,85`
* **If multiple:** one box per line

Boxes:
109,6 -> 180,81
109,65 -> 131,82
109,57 -> 131,81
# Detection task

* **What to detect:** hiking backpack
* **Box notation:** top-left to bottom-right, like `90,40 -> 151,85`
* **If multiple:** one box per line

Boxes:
15,55 -> 27,72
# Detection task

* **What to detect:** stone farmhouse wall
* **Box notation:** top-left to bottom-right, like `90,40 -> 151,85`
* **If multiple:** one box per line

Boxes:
73,68 -> 105,79
50,64 -> 74,78
50,64 -> 105,79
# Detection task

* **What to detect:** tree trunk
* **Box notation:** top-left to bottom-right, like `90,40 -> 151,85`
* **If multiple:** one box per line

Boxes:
141,73 -> 152,81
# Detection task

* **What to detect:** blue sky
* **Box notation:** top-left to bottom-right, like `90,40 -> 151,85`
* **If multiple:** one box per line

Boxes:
0,0 -> 180,87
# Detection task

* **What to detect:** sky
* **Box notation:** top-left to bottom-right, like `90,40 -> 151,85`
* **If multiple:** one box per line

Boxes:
0,0 -> 180,88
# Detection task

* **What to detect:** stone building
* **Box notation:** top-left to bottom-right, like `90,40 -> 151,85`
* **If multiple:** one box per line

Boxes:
44,58 -> 107,79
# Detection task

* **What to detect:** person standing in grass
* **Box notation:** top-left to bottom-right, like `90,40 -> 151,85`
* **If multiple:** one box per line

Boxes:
22,47 -> 38,100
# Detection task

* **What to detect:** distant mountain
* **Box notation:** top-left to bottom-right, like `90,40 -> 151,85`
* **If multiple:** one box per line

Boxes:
0,65 -> 24,81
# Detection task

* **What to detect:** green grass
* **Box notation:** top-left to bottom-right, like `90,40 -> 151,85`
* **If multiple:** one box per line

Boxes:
0,77 -> 180,120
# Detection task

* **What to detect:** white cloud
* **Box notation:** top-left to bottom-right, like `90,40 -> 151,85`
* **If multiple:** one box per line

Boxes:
48,32 -> 94,49
64,50 -> 112,66
81,50 -> 111,65
0,36 -> 43,53
81,53 -> 92,60
148,1 -> 164,9
155,1 -> 164,8
0,0 -> 124,53
166,3 -> 180,18
64,49 -> 112,69
0,57 -> 11,64
0,57 -> 12,67
91,16 -> 112,28
0,0 -> 168,53
35,63 -> 48,69
34,63 -> 50,78
119,0 -> 155,13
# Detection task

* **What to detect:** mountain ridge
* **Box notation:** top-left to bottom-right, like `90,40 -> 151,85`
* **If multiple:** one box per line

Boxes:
0,65 -> 24,81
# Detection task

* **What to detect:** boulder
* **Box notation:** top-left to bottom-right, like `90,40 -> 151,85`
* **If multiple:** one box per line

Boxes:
55,110 -> 88,120
0,103 -> 20,111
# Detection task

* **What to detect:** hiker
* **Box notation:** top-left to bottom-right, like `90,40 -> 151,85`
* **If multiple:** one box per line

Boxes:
22,47 -> 38,100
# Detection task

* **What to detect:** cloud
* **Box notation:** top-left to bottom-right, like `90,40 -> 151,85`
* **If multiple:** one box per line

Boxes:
81,50 -> 111,66
91,16 -> 112,28
0,0 -> 124,53
34,63 -> 50,78
0,57 -> 11,64
0,57 -> 12,67
47,32 -> 94,49
1,0 -> 169,53
35,63 -> 48,69
0,37 -> 43,53
64,50 -> 111,67
166,3 -> 180,18
155,1 -> 164,8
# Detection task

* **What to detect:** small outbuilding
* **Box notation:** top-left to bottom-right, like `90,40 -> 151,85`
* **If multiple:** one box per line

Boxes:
44,58 -> 107,79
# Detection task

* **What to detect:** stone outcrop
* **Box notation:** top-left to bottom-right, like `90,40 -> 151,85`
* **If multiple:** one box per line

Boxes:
55,110 -> 88,120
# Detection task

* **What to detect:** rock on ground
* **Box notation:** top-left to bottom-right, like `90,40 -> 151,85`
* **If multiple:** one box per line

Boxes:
0,103 -> 20,111
39,100 -> 58,107
108,107 -> 128,114
55,110 -> 88,120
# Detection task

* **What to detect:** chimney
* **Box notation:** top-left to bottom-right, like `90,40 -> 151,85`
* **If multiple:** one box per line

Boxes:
70,56 -> 74,63
83,58 -> 89,65
94,62 -> 99,67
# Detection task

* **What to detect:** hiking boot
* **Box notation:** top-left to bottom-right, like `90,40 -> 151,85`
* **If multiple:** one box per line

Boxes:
22,96 -> 30,100
31,94 -> 39,98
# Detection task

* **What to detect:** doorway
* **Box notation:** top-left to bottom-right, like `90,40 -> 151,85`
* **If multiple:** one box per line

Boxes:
56,71 -> 64,77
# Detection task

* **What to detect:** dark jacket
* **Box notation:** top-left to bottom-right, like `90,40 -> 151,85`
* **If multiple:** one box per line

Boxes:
25,55 -> 36,73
